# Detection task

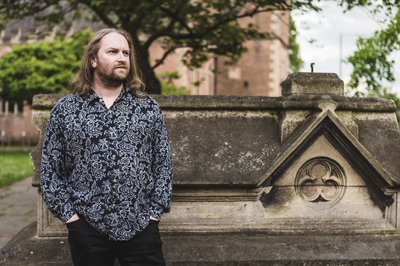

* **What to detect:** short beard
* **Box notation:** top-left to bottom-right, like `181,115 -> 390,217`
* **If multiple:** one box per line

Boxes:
98,69 -> 127,88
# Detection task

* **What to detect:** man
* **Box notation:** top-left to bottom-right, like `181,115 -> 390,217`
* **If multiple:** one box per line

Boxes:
40,28 -> 173,266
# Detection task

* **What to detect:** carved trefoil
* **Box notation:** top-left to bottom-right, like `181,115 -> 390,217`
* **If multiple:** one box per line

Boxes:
295,157 -> 346,208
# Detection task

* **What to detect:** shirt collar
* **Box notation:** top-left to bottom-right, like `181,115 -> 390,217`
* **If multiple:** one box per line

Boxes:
84,89 -> 99,104
83,86 -> 134,104
119,86 -> 134,102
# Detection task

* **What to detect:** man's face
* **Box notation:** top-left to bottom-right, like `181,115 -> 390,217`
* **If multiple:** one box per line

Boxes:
91,32 -> 131,84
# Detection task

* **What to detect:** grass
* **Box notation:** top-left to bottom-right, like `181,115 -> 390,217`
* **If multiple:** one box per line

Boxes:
0,150 -> 33,188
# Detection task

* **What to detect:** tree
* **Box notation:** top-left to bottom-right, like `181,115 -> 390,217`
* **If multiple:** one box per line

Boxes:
0,30 -> 92,105
159,71 -> 190,95
288,14 -> 304,73
346,7 -> 400,122
347,9 -> 400,93
0,0 -> 323,94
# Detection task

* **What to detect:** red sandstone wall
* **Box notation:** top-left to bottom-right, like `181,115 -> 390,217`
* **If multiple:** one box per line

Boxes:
216,11 -> 289,96
150,10 -> 289,96
0,102 -> 39,146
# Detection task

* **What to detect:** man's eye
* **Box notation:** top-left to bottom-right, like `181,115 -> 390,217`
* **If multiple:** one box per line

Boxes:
123,51 -> 129,56
108,51 -> 117,54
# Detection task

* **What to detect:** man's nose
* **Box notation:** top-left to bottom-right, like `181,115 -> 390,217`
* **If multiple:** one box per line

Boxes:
117,52 -> 127,61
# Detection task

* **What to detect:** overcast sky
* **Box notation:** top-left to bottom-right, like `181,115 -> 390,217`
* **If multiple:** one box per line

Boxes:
292,2 -> 400,95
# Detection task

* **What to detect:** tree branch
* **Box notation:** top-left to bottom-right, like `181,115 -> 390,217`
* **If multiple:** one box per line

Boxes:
147,4 -> 291,43
143,23 -> 177,50
80,0 -> 118,28
151,45 -> 180,69
198,5 -> 286,39
143,5 -> 183,50
0,1 -> 59,18
158,5 -> 195,36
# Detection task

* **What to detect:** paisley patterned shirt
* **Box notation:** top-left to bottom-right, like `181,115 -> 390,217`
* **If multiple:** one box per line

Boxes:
40,87 -> 173,241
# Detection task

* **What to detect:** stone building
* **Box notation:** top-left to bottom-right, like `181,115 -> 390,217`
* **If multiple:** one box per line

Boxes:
2,72 -> 400,265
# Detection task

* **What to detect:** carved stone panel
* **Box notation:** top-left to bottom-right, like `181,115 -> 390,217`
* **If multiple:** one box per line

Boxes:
294,157 -> 346,208
262,135 -> 393,228
37,192 -> 66,237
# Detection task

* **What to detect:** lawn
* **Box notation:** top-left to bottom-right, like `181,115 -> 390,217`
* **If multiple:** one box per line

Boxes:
0,150 -> 34,187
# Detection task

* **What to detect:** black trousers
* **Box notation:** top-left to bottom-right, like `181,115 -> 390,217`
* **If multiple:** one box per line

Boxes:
67,218 -> 165,266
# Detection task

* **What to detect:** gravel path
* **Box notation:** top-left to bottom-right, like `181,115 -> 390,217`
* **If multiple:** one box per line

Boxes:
0,177 -> 36,250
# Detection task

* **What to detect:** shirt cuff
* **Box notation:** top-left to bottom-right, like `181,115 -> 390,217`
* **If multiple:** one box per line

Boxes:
60,208 -> 77,224
148,205 -> 164,221
59,202 -> 77,224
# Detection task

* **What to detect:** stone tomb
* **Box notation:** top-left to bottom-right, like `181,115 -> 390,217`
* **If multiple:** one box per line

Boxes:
2,72 -> 400,265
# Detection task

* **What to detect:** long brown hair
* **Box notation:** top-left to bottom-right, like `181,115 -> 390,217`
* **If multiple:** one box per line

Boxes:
70,28 -> 146,97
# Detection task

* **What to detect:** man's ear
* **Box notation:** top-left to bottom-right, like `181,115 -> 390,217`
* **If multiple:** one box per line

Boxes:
91,56 -> 97,68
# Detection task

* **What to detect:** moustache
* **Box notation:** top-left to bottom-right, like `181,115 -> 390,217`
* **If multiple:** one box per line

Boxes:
114,64 -> 128,70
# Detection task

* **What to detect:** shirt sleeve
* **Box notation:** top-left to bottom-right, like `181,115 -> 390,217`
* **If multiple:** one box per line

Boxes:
40,103 -> 75,223
149,103 -> 173,220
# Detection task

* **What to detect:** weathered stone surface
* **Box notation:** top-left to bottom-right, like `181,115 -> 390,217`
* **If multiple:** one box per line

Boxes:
30,93 -> 399,187
281,72 -> 344,96
279,110 -> 311,142
355,113 -> 400,185
31,94 -> 65,110
3,222 -> 400,265
32,93 -> 398,111
156,93 -> 397,111
0,223 -> 72,266
162,232 -> 400,265
30,110 -> 50,187
167,111 -> 280,185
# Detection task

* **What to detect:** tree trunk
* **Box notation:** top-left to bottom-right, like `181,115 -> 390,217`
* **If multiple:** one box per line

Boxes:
141,62 -> 161,94
135,45 -> 161,94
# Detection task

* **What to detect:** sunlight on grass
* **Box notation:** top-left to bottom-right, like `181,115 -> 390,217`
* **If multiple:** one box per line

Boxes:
0,150 -> 33,187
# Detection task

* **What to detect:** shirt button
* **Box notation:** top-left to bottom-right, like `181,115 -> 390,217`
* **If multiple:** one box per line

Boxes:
111,155 -> 116,160
112,178 -> 117,183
